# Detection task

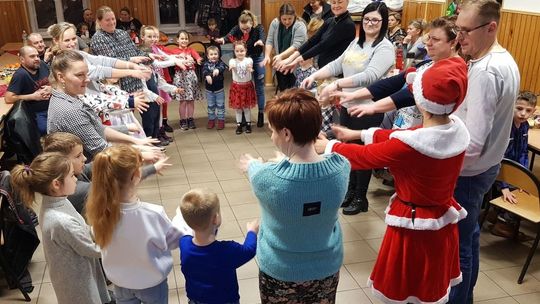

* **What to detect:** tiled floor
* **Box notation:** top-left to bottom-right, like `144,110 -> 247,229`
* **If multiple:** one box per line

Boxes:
2,87 -> 540,303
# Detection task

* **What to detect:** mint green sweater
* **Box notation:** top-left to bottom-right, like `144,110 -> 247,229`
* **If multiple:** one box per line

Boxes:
248,153 -> 350,282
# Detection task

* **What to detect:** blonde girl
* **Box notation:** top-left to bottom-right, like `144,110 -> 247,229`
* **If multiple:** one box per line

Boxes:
11,152 -> 110,304
86,145 -> 185,304
229,40 -> 256,135
172,30 -> 203,130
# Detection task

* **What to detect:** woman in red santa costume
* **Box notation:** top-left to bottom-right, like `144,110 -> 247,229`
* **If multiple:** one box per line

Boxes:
316,56 -> 469,303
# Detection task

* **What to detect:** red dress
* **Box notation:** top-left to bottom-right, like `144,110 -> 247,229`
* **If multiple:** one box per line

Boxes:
330,116 -> 470,304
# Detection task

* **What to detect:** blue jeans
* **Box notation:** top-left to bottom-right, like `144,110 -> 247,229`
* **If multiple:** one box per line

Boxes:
449,164 -> 500,304
114,279 -> 168,304
35,110 -> 48,136
252,55 -> 266,113
206,89 -> 225,120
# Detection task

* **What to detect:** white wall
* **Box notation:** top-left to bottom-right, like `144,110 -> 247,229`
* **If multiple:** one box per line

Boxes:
503,0 -> 540,14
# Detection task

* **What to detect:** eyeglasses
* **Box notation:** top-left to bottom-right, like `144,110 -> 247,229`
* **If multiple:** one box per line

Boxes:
456,22 -> 490,37
363,18 -> 382,25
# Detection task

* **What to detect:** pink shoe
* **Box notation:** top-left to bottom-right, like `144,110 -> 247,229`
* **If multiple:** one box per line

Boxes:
217,120 -> 225,130
207,120 -> 215,129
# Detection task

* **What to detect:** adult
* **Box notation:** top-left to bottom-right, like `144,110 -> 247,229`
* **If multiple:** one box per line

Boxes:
334,16 -> 461,118
26,33 -> 53,63
302,0 -> 333,24
263,3 -> 308,92
215,10 -> 266,127
302,1 -> 394,215
5,46 -> 51,135
402,19 -> 428,67
47,50 -> 156,159
116,7 -> 143,38
316,56 -> 469,304
81,8 -> 96,37
239,88 -> 349,303
91,6 -> 148,93
450,1 -> 520,302
221,0 -> 244,34
279,0 -> 355,71
387,12 -> 406,45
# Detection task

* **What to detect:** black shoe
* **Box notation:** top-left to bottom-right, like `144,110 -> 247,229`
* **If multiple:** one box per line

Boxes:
257,112 -> 264,128
159,127 -> 174,142
341,190 -> 355,208
156,138 -> 169,147
162,119 -> 173,132
187,117 -> 196,129
342,197 -> 369,215
245,122 -> 252,133
235,124 -> 243,135
180,119 -> 188,130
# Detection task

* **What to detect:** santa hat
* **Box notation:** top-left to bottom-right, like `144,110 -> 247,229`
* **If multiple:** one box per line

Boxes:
407,57 -> 468,115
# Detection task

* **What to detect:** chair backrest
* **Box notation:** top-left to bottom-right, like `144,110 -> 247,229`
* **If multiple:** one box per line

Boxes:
497,158 -> 540,197
188,41 -> 206,58
164,43 -> 177,51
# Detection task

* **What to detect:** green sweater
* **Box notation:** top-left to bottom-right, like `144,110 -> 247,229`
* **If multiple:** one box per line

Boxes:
248,153 -> 350,282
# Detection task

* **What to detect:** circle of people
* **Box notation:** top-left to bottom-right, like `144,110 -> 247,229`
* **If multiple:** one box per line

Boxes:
4,0 -> 530,303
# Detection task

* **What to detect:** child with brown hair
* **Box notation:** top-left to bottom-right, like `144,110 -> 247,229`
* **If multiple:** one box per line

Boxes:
11,152 -> 110,304
229,40 -> 256,135
86,144 -> 188,304
179,188 -> 258,304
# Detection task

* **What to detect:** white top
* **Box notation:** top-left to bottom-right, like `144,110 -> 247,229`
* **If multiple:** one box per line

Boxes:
453,46 -> 520,176
229,57 -> 253,83
101,200 -> 186,289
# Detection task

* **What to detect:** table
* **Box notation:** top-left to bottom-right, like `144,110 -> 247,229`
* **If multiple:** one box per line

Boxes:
1,42 -> 23,55
528,128 -> 540,170
0,53 -> 19,68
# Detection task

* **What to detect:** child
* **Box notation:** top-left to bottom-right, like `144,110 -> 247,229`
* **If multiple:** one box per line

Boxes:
203,45 -> 228,129
77,23 -> 91,45
86,144 -> 187,304
229,41 -> 256,135
179,188 -> 258,304
206,18 -> 221,55
489,91 -> 538,239
172,30 -> 203,130
294,58 -> 317,91
11,152 -> 110,304
317,80 -> 340,139
41,132 -> 169,215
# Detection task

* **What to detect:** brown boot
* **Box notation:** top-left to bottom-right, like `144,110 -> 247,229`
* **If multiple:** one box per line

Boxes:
490,220 -> 516,239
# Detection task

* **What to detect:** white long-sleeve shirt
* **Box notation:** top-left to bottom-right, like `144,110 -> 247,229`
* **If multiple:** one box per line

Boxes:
101,200 -> 186,289
453,46 -> 520,176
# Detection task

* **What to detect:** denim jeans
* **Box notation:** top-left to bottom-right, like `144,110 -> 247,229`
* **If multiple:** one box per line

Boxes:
449,164 -> 500,304
35,110 -> 48,136
114,279 -> 168,304
206,89 -> 225,120
141,102 -> 160,138
252,55 -> 266,113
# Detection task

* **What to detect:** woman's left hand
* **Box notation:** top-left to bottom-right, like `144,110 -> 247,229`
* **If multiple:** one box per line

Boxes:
239,153 -> 262,172
314,133 -> 329,154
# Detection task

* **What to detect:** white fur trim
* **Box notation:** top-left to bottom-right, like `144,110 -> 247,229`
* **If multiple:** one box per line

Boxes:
366,273 -> 462,304
383,194 -> 468,231
389,115 -> 470,159
362,127 -> 380,145
412,65 -> 456,115
324,139 -> 340,155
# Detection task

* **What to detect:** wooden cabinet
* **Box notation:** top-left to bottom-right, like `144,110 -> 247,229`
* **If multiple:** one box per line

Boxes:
0,1 -> 31,48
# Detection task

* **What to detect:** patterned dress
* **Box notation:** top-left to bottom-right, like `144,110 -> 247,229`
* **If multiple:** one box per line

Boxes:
170,47 -> 203,101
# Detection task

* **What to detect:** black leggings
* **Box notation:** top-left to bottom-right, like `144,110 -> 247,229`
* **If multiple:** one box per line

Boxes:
340,106 -> 384,198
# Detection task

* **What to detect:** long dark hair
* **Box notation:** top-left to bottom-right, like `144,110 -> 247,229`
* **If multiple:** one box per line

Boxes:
358,1 -> 389,48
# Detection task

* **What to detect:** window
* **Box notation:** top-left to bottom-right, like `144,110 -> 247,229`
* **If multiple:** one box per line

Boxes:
157,0 -> 199,31
29,0 -> 89,31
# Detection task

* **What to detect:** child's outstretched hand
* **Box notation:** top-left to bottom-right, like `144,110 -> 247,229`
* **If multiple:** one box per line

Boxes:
246,219 -> 260,234
175,87 -> 185,94
248,64 -> 254,73
206,75 -> 213,85
155,96 -> 165,105
196,57 -> 203,65
153,157 -> 172,175
212,69 -> 219,77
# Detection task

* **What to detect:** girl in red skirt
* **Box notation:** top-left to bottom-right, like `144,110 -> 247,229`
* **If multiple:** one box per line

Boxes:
229,41 -> 256,134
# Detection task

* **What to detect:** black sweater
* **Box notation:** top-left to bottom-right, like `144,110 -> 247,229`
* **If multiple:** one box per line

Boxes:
224,24 -> 266,58
298,11 -> 355,68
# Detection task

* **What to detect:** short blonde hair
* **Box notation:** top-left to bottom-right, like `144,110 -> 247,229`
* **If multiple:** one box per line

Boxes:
307,18 -> 324,37
180,189 -> 220,230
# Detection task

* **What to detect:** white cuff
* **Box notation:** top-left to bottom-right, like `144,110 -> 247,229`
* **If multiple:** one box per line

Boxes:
362,127 -> 380,145
324,139 -> 341,155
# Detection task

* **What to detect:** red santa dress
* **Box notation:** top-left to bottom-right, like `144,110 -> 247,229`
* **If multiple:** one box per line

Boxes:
327,115 -> 470,303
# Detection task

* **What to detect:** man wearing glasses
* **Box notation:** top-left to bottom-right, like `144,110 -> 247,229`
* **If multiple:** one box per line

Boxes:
450,1 -> 520,303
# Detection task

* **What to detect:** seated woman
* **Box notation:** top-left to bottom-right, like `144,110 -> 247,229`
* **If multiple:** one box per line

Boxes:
316,57 -> 469,303
402,19 -> 428,68
47,50 -> 158,160
239,88 -> 350,304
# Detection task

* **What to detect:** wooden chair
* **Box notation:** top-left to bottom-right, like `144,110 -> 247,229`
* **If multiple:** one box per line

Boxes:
479,158 -> 540,284
164,43 -> 177,51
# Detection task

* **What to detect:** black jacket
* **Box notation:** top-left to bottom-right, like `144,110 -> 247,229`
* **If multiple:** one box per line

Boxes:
5,101 -> 42,164
302,2 -> 334,24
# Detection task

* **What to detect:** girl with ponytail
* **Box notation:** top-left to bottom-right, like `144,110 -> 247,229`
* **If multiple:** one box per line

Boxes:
11,152 -> 110,304
86,144 -> 188,304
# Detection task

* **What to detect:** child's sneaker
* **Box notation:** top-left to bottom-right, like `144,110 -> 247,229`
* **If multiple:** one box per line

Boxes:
188,117 -> 197,129
235,123 -> 243,135
162,119 -> 173,132
207,119 -> 215,129
180,119 -> 188,130
217,120 -> 225,130
245,122 -> 252,133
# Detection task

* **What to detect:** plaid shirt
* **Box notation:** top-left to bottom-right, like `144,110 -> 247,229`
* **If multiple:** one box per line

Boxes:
90,29 -> 146,93
47,89 -> 108,158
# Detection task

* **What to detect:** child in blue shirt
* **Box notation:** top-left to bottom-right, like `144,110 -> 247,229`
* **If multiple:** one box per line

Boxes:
179,188 -> 258,304
491,91 -> 537,239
